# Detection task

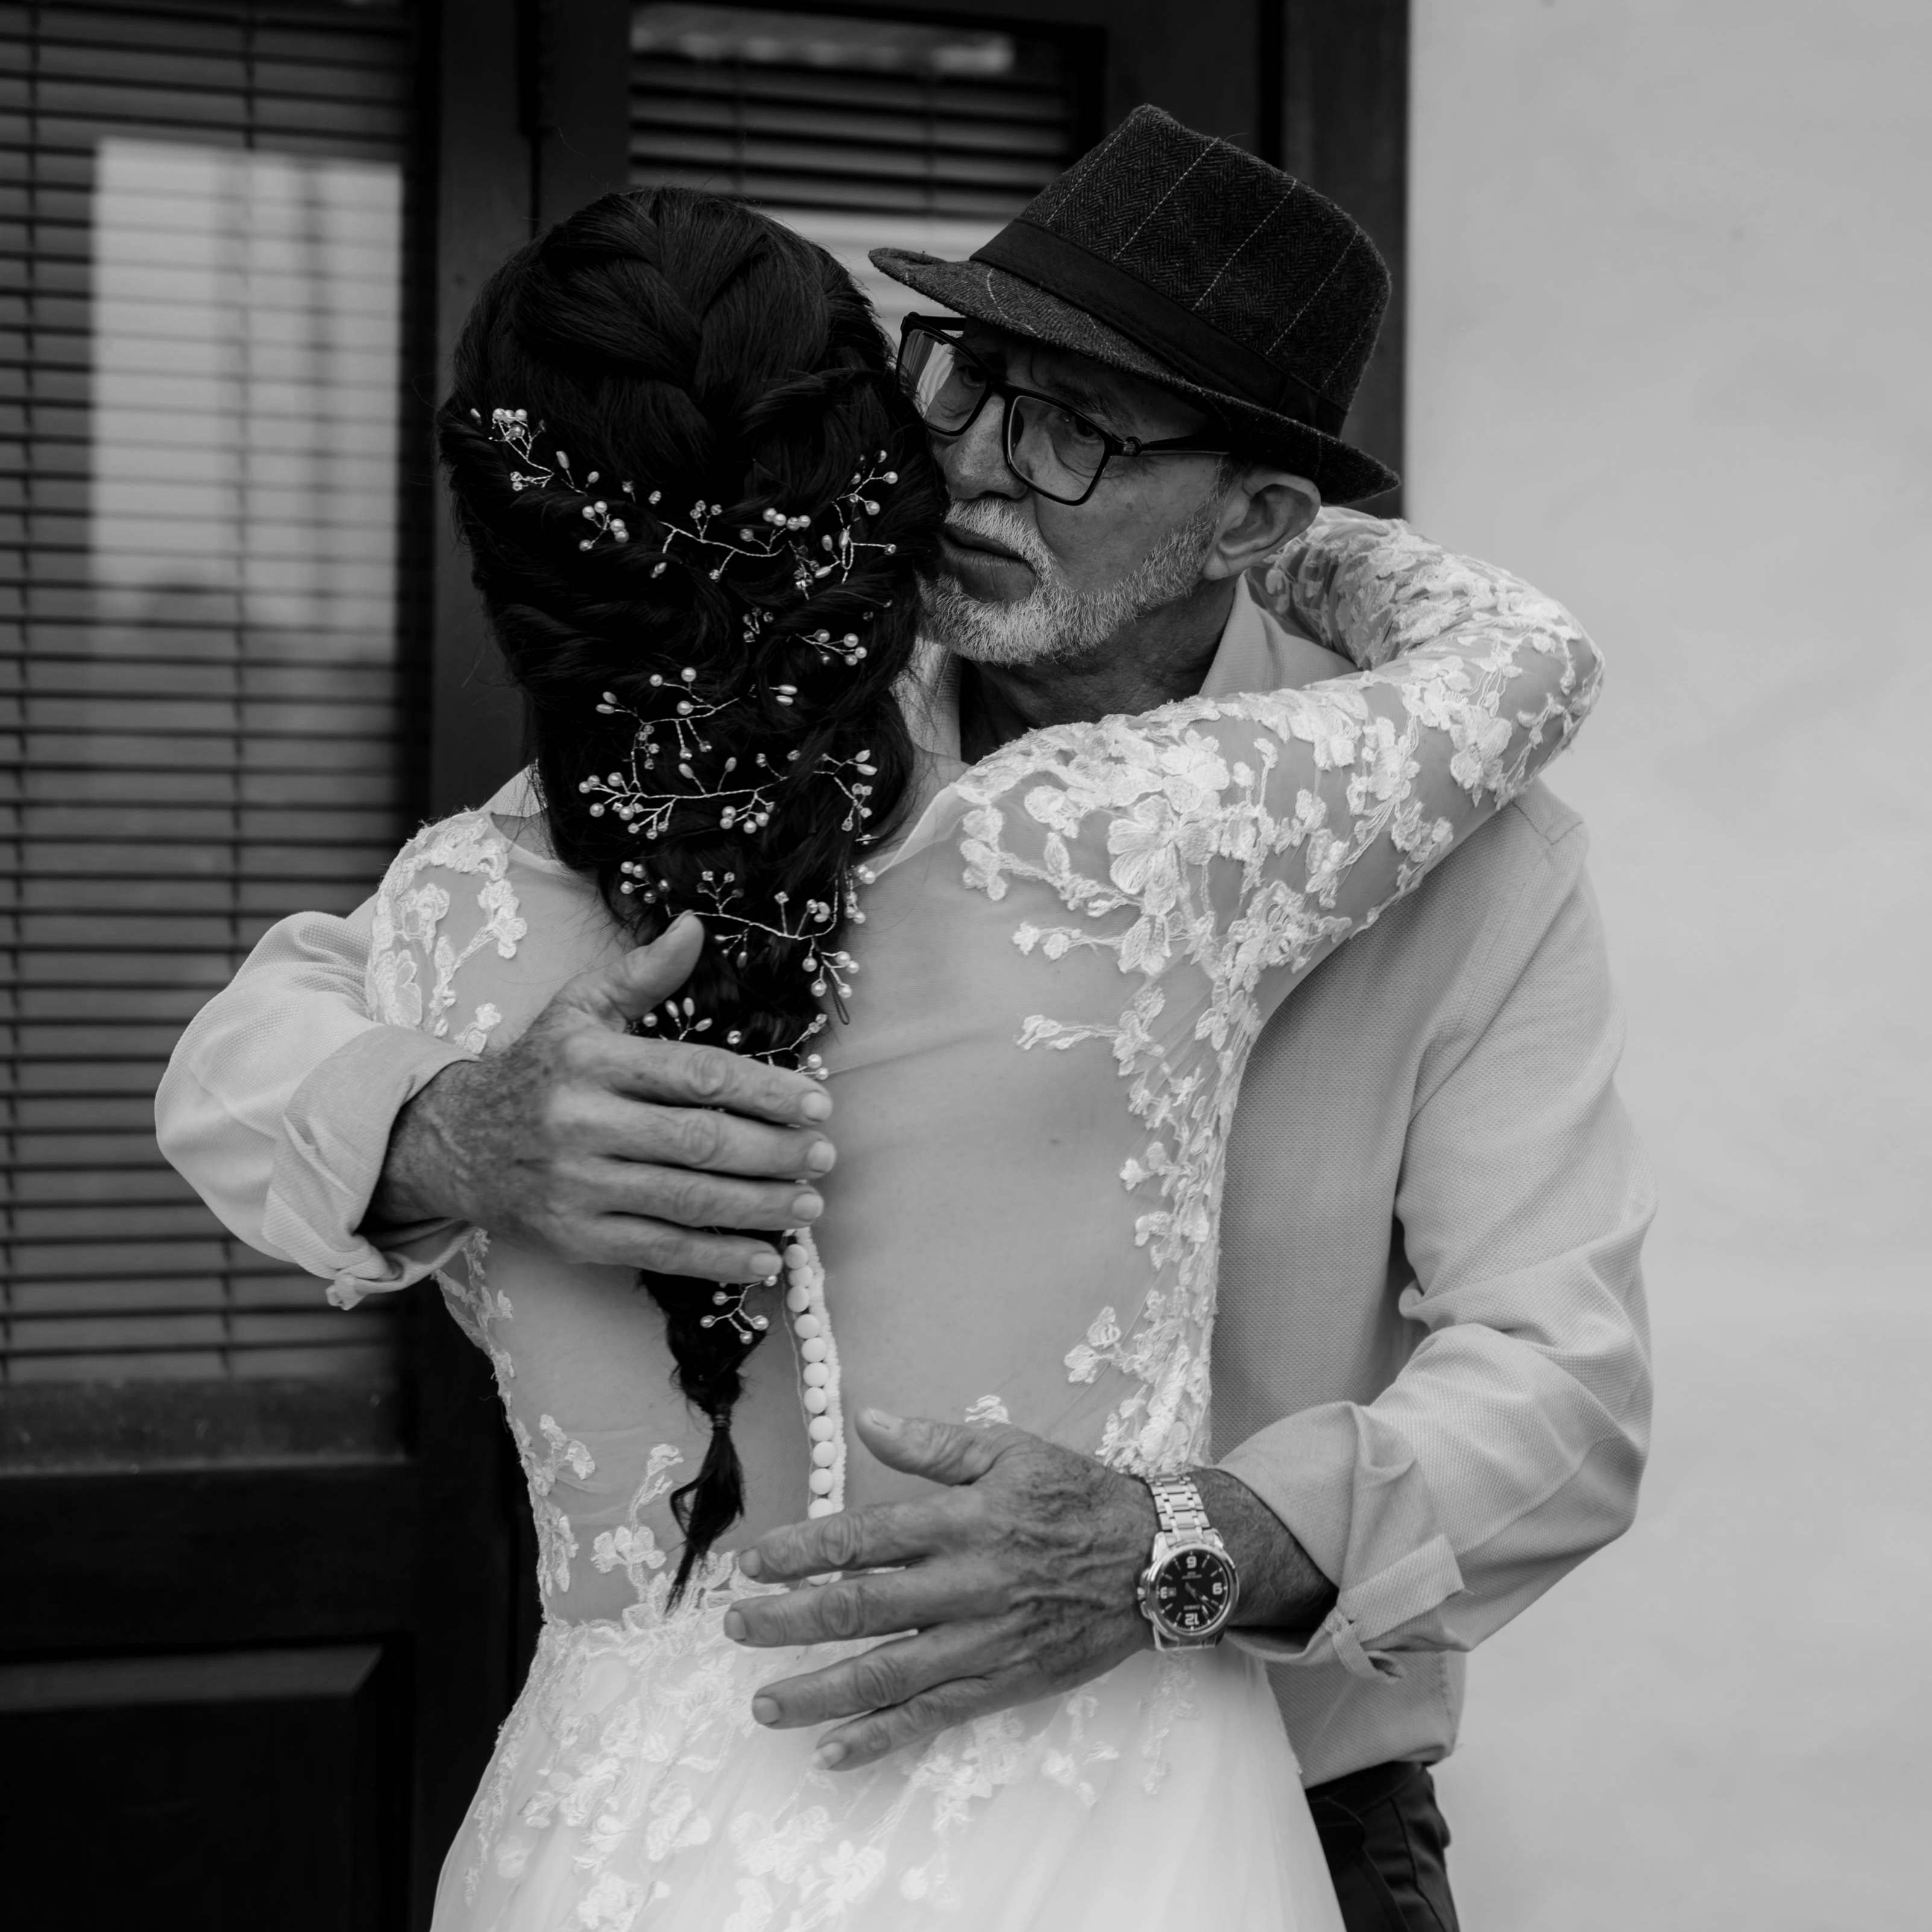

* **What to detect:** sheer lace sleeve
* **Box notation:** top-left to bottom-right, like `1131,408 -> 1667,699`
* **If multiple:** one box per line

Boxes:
936,533 -> 1599,1479
951,527 -> 1601,1019
364,811 -> 527,1053
1250,506 -> 1591,676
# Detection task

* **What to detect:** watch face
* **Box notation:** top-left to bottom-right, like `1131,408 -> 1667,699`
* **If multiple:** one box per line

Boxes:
1151,1544 -> 1236,1636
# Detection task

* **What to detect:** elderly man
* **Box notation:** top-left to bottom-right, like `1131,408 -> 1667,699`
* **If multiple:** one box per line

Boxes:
158,109 -> 1652,1931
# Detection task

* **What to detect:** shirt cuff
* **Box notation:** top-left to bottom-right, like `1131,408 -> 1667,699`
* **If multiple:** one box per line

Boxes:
1229,1538 -> 1465,1681
262,1025 -> 479,1304
1219,1402 -> 1468,1680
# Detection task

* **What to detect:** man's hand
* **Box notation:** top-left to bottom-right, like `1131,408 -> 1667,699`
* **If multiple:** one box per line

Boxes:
722,1409 -> 1337,1770
367,914 -> 834,1282
726,1411 -> 1155,1769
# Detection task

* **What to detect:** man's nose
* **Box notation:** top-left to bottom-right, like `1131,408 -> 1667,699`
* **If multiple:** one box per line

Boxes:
936,403 -> 1025,503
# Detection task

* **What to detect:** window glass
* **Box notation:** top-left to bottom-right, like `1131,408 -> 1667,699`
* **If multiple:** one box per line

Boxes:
0,0 -> 421,1470
631,3 -> 1088,336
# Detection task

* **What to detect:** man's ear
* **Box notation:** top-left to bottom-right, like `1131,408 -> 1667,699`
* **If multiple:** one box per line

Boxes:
1200,467 -> 1320,582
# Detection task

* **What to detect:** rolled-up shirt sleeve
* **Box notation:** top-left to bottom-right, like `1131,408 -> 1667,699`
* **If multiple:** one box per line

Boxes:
154,899 -> 476,1303
1220,832 -> 1655,1679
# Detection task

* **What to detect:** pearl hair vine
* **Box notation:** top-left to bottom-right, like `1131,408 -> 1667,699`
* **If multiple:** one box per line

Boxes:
625,864 -> 863,1006
578,676 -> 881,845
701,1287 -> 769,1343
579,662 -> 872,1109
476,407 -> 901,615
587,663 -> 870,1030
468,412 -> 901,1355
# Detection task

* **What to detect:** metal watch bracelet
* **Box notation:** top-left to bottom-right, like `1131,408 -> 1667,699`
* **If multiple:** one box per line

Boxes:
1147,1473 -> 1216,1538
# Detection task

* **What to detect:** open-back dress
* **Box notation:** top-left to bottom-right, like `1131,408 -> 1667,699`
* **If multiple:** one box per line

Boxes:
357,517 -> 1601,1932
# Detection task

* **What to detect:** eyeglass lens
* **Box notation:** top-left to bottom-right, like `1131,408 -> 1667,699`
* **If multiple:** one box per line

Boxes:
902,333 -> 1111,503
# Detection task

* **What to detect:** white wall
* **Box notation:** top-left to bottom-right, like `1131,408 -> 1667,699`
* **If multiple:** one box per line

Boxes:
1406,3 -> 1932,1925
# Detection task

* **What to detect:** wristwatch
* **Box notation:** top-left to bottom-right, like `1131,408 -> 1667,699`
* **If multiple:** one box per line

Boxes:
1136,1473 -> 1241,1650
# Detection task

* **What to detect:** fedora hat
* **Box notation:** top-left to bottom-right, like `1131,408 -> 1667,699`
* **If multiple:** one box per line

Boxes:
872,105 -> 1398,503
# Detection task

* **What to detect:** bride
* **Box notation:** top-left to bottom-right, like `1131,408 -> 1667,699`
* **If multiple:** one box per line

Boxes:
373,188 -> 1598,1930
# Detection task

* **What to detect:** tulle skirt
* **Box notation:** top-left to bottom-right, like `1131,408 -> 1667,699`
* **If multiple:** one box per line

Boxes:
432,1579 -> 1342,1932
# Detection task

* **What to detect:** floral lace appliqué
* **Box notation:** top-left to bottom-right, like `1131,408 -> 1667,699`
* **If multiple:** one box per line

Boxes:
367,810 -> 526,1051
456,1590 -> 1218,1924
958,517 -> 1601,1480
591,1443 -> 687,1609
511,1412 -> 596,1598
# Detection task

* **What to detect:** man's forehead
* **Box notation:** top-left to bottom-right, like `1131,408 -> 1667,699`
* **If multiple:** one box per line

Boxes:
955,320 -> 1196,432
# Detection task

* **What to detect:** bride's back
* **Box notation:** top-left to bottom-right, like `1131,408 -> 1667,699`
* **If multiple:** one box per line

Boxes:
366,799 -> 1164,1626
371,744 -> 1230,1628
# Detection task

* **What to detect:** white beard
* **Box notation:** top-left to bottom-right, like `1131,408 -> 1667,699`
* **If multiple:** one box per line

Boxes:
919,496 -> 1223,668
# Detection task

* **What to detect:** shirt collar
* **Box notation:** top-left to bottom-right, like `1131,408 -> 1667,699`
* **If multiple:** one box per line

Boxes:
1200,573 -> 1296,701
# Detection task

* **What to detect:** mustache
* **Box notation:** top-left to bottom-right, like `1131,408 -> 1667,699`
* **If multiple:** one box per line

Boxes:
939,500 -> 1053,577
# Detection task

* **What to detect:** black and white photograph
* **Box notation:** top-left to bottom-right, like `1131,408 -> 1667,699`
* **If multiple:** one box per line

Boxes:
1,2 -> 1923,1927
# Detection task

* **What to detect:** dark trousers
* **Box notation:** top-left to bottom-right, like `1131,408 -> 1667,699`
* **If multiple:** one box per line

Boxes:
1306,1761 -> 1460,1932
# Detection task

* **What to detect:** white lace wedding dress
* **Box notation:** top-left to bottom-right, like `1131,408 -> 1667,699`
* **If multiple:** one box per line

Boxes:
356,518 -> 1600,1931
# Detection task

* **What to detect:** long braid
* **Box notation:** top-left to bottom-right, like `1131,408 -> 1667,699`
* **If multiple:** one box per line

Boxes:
437,189 -> 945,1596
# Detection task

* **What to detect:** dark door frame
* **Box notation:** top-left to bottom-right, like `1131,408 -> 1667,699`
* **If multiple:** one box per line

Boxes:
430,0 -> 635,818
1274,0 -> 1408,520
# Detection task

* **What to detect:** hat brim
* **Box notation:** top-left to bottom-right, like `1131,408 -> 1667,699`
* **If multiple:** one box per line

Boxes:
871,248 -> 1400,505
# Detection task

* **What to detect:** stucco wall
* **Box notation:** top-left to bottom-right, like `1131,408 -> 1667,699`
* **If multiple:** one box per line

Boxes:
1406,2 -> 1931,1924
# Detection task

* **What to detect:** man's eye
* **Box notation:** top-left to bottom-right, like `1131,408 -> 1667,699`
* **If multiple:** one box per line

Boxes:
1046,407 -> 1105,451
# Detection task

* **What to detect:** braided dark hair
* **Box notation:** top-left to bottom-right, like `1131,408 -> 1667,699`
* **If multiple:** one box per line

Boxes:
438,189 -> 945,1595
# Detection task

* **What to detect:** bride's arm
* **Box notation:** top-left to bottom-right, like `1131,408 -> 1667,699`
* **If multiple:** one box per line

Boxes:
1217,547 -> 1601,983
1251,505 -> 1589,675
1242,509 -> 1605,954
954,525 -> 1602,1008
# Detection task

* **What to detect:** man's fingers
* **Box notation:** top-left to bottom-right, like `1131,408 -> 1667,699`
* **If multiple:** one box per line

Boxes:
564,1216 -> 787,1283
746,1623 -> 1009,1734
602,1033 -> 832,1130
811,1675 -> 1015,1772
573,1084 -> 834,1183
726,1559 -> 1004,1652
579,1151 -> 822,1232
740,1497 -> 963,1587
545,927 -> 832,1130
852,1409 -> 1016,1487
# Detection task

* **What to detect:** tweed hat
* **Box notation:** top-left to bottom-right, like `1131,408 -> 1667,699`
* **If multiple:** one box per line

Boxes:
872,105 -> 1397,503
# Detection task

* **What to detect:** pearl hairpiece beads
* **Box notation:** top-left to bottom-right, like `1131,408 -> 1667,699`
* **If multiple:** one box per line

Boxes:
580,679 -> 880,846
475,407 -> 899,606
638,476 -> 899,603
700,1283 -> 770,1345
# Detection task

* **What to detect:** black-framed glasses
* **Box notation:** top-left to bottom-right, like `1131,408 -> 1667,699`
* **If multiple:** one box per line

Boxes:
896,315 -> 1227,507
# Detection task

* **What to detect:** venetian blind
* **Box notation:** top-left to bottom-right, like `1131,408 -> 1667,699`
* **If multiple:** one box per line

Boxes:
629,4 -> 1088,336
0,0 -> 423,1464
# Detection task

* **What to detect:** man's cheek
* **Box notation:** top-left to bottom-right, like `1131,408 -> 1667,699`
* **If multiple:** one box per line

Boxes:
1031,504 -> 1131,596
